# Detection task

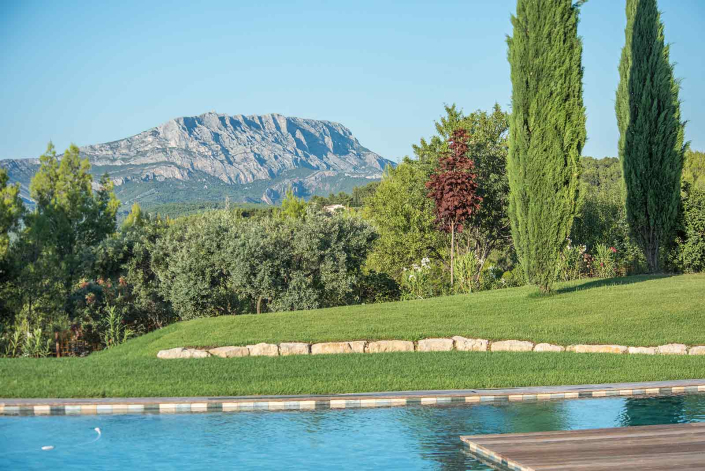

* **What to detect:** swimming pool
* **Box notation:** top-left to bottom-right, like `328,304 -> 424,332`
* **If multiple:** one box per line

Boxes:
1,394 -> 704,470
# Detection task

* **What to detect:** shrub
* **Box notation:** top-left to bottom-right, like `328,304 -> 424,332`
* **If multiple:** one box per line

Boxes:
671,188 -> 705,273
593,244 -> 618,279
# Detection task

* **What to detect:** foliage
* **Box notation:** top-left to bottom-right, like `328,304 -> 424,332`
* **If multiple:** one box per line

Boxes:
593,244 -> 618,279
616,0 -> 687,272
364,160 -> 446,279
228,209 -> 378,313
414,105 -> 511,283
399,258 -> 442,300
683,149 -> 705,192
100,305 -> 134,349
279,187 -> 307,220
671,187 -> 705,273
426,129 -> 481,285
0,168 -> 23,260
309,181 -> 381,209
122,202 -> 146,229
94,212 -> 175,330
507,0 -> 586,293
354,270 -> 401,304
152,211 -> 241,320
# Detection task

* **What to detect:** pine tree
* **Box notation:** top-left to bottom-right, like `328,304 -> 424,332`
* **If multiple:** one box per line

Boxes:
507,0 -> 586,293
616,0 -> 687,273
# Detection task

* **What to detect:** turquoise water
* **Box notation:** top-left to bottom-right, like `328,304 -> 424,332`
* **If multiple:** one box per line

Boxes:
1,394 -> 704,470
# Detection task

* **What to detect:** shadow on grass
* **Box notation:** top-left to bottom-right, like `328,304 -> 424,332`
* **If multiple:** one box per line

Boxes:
554,274 -> 673,295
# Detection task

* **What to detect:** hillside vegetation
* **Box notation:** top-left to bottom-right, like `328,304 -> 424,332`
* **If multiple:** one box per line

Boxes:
2,275 -> 704,398
108,274 -> 705,359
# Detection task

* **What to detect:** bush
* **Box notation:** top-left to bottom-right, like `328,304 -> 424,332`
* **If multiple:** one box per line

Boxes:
671,188 -> 705,273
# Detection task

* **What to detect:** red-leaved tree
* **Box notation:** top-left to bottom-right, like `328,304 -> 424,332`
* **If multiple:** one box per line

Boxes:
426,129 -> 482,285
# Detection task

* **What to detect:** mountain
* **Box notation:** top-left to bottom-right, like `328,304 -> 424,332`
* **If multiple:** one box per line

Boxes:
1,112 -> 394,208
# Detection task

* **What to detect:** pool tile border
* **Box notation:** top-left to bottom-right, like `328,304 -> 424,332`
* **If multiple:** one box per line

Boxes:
2,380 -> 704,417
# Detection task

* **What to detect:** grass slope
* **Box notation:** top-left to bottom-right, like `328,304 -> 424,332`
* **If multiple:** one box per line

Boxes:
110,274 -> 705,359
2,274 -> 704,398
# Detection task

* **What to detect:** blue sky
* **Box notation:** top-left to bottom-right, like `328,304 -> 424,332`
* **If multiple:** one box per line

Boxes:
0,0 -> 703,162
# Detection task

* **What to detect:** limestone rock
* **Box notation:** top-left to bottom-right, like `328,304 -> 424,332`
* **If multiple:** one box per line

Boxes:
366,340 -> 415,353
627,346 -> 656,355
311,342 -> 353,355
247,343 -> 279,357
655,343 -> 687,355
452,336 -> 488,352
184,348 -> 211,358
567,345 -> 627,354
417,338 -> 454,352
157,347 -> 186,359
533,343 -> 565,353
208,346 -> 249,358
689,346 -> 705,355
279,342 -> 310,356
348,341 -> 367,354
490,340 -> 534,352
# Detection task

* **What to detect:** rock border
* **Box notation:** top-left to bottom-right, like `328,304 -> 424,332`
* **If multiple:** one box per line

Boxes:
157,339 -> 705,359
3,380 -> 705,416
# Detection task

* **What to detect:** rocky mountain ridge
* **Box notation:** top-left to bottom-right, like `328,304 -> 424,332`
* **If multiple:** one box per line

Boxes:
1,112 -> 394,206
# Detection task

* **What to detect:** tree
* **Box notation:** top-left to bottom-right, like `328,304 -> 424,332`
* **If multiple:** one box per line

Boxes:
414,105 -> 511,283
122,202 -> 146,229
616,0 -> 687,273
426,130 -> 482,285
279,187 -> 307,220
683,150 -> 705,192
23,142 -> 119,315
364,160 -> 446,279
0,168 -> 23,260
507,0 -> 586,293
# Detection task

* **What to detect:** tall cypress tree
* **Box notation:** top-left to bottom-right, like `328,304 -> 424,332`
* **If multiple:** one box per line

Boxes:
507,0 -> 586,293
616,0 -> 686,273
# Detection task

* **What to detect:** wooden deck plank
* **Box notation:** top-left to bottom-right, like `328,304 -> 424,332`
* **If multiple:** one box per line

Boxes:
461,423 -> 705,470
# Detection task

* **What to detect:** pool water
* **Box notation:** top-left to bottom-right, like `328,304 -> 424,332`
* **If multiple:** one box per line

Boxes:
1,394 -> 704,470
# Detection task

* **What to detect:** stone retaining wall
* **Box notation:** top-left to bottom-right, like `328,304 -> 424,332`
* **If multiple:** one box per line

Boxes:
157,338 -> 705,359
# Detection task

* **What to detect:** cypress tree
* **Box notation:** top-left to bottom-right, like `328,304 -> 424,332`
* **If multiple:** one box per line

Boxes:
616,0 -> 686,273
507,0 -> 586,293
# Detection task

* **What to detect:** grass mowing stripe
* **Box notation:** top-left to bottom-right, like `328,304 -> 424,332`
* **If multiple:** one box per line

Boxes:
2,352 -> 705,398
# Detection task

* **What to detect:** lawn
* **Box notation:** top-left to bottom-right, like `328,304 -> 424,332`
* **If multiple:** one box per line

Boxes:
1,274 -> 704,398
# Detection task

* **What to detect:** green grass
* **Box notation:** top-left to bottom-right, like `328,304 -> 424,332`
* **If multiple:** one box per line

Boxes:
2,274 -> 704,398
2,353 -> 704,398
107,273 -> 705,360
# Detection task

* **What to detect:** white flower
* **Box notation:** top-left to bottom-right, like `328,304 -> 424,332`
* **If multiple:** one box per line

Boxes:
421,257 -> 430,269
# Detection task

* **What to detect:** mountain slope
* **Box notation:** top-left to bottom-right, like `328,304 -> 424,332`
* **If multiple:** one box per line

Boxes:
1,112 -> 394,207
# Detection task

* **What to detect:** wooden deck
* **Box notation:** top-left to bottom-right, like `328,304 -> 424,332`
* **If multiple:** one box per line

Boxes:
461,423 -> 705,470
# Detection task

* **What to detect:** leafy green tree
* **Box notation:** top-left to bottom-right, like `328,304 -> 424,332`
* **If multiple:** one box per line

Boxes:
507,0 -> 586,293
279,187 -> 307,219
122,202 -> 146,229
94,213 -> 174,330
0,168 -> 23,260
228,210 -> 377,313
616,0 -> 687,273
14,143 -> 120,321
414,104 -> 511,283
364,160 -> 446,279
683,150 -> 705,192
671,187 -> 705,273
151,211 -> 240,320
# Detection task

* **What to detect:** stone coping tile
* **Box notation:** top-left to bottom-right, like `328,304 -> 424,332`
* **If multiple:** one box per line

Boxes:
3,380 -> 704,416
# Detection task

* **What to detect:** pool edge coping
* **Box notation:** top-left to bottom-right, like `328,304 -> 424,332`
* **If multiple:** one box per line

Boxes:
2,379 -> 704,416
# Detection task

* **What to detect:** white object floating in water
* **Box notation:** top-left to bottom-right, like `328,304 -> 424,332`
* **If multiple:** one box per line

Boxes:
41,446 -> 54,451
95,427 -> 101,435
